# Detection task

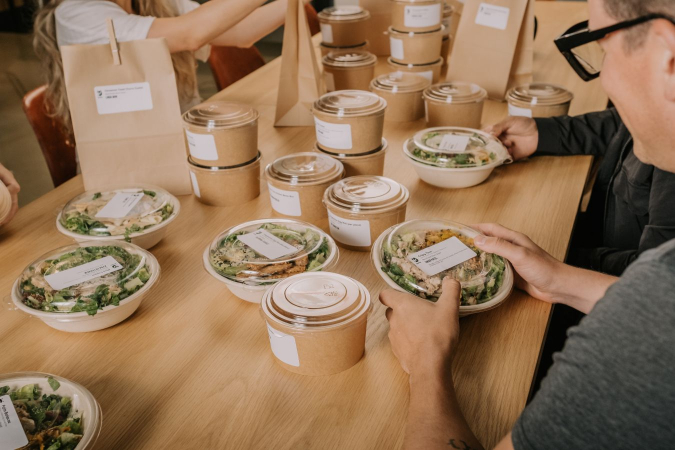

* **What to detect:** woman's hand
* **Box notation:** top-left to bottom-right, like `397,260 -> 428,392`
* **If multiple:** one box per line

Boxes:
0,164 -> 20,226
484,116 -> 539,161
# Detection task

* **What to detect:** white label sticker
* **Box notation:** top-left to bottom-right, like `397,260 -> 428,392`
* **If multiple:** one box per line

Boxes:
0,396 -> 29,449
314,117 -> 353,150
390,37 -> 405,60
475,3 -> 510,31
324,71 -> 336,92
438,134 -> 470,152
237,229 -> 299,260
328,211 -> 372,247
508,103 -> 533,118
267,323 -> 300,366
44,256 -> 124,290
320,23 -> 334,44
404,4 -> 442,28
190,171 -> 201,198
268,184 -> 302,217
94,82 -> 153,115
408,236 -> 477,276
185,130 -> 219,161
95,192 -> 143,219
335,0 -> 359,5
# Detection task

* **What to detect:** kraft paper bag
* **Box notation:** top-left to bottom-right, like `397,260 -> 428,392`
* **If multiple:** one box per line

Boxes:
446,0 -> 534,100
335,0 -> 392,56
61,20 -> 191,194
274,0 -> 323,127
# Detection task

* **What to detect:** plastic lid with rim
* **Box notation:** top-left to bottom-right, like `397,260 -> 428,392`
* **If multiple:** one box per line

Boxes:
323,176 -> 409,214
506,82 -> 574,106
58,185 -> 176,237
443,2 -> 454,16
182,101 -> 259,130
261,272 -> 371,330
207,219 -> 336,285
388,57 -> 443,68
16,241 -> 154,314
404,127 -> 512,168
370,72 -> 431,93
323,51 -> 377,68
312,90 -> 387,118
376,219 -> 510,304
0,181 -> 11,224
318,5 -> 370,21
265,152 -> 344,185
423,82 -> 487,104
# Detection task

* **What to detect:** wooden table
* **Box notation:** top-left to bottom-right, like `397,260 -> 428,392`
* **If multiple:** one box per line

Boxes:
0,3 -> 606,449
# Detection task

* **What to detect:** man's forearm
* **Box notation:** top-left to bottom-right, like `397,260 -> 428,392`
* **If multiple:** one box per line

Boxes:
211,0 -> 288,48
553,264 -> 618,314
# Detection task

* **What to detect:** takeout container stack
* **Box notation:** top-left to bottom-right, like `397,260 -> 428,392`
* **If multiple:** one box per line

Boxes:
370,72 -> 430,122
311,90 -> 388,178
0,181 -> 11,224
506,83 -> 574,118
322,51 -> 378,92
182,101 -> 261,207
423,81 -> 488,128
318,6 -> 371,55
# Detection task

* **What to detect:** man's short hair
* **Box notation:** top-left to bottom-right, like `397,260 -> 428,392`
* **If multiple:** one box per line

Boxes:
603,0 -> 675,49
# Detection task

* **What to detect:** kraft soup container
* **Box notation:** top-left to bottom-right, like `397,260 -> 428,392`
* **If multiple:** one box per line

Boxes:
0,180 -> 12,224
314,139 -> 387,178
317,6 -> 370,47
391,0 -> 442,33
0,372 -> 102,449
188,153 -> 261,207
320,41 -> 369,57
506,83 -> 574,118
403,127 -> 512,188
203,219 -> 338,303
387,57 -> 443,83
260,272 -> 372,375
182,101 -> 259,167
56,185 -> 180,250
424,82 -> 487,128
372,219 -> 514,315
388,26 -> 443,65
323,175 -> 409,252
11,240 -> 160,332
265,152 -> 345,225
312,90 -> 387,154
322,51 -> 377,92
370,72 -> 430,122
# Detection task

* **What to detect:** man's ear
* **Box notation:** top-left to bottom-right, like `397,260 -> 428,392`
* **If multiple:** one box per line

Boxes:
652,19 -> 675,102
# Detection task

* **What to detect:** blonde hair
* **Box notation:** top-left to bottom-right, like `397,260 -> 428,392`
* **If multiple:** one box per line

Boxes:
33,0 -> 197,133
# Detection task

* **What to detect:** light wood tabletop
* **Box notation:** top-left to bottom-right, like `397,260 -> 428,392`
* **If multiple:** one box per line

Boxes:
0,2 -> 607,449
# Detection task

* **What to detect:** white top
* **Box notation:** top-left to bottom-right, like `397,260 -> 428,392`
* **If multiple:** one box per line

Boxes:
55,0 -> 209,111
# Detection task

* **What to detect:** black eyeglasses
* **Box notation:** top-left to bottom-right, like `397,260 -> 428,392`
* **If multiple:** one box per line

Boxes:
555,13 -> 675,81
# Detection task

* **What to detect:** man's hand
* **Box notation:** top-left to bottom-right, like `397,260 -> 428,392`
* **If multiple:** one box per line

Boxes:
0,164 -> 20,226
379,278 -> 461,377
484,116 -> 539,161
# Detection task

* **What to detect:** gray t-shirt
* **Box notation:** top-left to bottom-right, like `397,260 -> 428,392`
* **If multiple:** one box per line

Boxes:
512,238 -> 675,449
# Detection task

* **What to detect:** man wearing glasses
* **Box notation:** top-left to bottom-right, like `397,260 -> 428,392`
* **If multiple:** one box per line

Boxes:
379,1 -> 675,449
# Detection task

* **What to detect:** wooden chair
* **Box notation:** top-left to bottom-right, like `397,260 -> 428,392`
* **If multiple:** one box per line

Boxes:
22,85 -> 77,188
208,3 -> 321,91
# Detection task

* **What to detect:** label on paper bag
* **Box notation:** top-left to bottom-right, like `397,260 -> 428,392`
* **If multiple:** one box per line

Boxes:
475,3 -> 510,31
268,184 -> 302,216
237,229 -> 298,259
0,396 -> 28,449
267,324 -> 300,366
404,4 -> 442,28
95,192 -> 143,218
320,23 -> 334,44
44,256 -> 124,290
314,117 -> 353,150
324,72 -> 336,92
390,37 -> 405,60
438,134 -> 470,152
94,82 -> 153,115
190,172 -> 201,198
328,211 -> 371,247
508,104 -> 533,118
408,236 -> 477,276
185,130 -> 219,161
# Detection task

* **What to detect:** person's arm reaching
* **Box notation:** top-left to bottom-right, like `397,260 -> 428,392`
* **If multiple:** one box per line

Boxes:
210,0 -> 292,48
0,163 -> 20,226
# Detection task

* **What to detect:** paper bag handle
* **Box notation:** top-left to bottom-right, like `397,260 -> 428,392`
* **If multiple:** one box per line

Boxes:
106,18 -> 121,65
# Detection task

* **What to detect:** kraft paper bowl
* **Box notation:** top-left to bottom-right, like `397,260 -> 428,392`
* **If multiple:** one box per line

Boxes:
188,153 -> 261,207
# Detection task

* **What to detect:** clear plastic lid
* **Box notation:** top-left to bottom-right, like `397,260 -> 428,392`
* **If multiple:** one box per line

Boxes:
59,185 -> 176,238
312,90 -> 387,118
405,127 -> 512,168
323,51 -> 377,68
376,219 -> 509,304
506,82 -> 574,107
0,181 -> 11,223
265,152 -> 344,185
370,72 -> 431,93
207,219 -> 336,285
443,2 -> 454,16
423,82 -> 487,104
182,101 -> 259,130
261,272 -> 371,329
388,57 -> 443,68
318,5 -> 370,21
15,241 -> 154,314
323,176 -> 409,214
